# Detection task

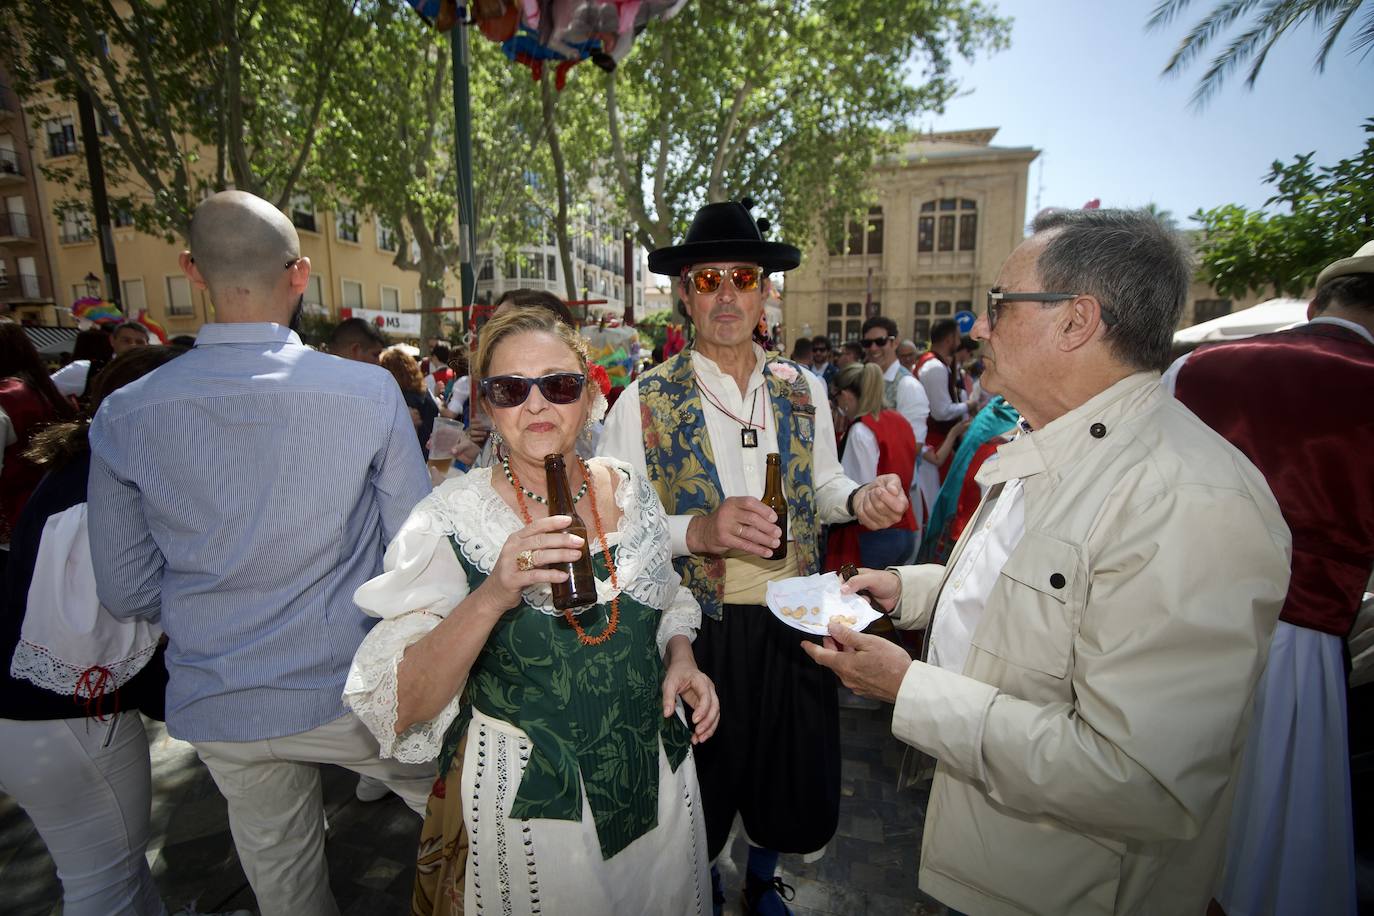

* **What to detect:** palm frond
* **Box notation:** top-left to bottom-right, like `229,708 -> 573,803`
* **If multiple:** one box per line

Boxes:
1161,0 -> 1267,75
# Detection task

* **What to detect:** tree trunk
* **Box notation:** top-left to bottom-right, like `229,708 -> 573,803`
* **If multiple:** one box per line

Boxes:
419,253 -> 447,342
540,72 -> 578,307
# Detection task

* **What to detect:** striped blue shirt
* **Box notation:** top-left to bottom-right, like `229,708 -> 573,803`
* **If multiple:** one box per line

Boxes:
88,323 -> 430,742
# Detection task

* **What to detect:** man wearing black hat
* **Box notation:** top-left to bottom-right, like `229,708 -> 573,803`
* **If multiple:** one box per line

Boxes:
599,200 -> 908,914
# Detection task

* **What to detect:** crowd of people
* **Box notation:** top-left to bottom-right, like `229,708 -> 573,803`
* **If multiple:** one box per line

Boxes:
0,186 -> 1369,916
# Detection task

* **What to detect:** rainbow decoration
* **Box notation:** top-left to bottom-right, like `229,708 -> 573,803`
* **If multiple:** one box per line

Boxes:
70,297 -> 124,325
136,309 -> 168,344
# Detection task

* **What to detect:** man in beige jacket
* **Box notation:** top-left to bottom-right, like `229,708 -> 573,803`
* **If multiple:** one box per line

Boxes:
805,208 -> 1292,915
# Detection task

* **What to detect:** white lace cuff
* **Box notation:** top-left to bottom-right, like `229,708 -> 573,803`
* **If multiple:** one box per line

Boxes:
656,580 -> 701,658
344,611 -> 462,764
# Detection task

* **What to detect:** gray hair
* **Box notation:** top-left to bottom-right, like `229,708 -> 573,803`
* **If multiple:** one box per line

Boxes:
1029,208 -> 1192,372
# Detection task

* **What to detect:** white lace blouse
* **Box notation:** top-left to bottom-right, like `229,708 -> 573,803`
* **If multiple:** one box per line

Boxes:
343,457 -> 700,763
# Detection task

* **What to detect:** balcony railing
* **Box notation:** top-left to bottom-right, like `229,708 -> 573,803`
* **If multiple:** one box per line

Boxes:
0,272 -> 49,301
0,210 -> 33,239
0,149 -> 21,178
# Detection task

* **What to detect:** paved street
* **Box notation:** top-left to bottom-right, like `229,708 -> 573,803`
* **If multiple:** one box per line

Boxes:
0,692 -> 950,916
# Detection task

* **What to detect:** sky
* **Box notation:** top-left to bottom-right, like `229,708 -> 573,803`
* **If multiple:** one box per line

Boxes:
923,0 -> 1372,224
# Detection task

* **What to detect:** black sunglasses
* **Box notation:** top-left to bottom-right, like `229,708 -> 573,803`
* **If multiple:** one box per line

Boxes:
479,372 -> 586,408
861,335 -> 892,348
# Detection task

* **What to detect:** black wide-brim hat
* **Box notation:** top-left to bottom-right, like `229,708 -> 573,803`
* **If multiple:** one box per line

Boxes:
647,200 -> 801,276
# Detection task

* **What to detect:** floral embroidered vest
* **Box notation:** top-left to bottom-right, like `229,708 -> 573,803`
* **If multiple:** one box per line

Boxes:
637,349 -> 819,620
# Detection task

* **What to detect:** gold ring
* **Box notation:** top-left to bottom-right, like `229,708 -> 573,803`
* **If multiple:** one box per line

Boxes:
516,549 -> 537,572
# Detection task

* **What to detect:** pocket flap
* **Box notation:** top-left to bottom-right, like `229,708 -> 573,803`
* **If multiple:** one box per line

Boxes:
998,531 -> 1082,605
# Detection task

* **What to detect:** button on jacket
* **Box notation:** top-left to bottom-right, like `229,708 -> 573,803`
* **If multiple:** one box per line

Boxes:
888,372 -> 1291,915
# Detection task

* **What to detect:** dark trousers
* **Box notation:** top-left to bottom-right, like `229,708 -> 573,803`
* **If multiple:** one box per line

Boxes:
688,603 -> 841,860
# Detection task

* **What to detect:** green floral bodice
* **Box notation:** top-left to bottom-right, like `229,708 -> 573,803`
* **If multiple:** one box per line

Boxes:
439,541 -> 691,860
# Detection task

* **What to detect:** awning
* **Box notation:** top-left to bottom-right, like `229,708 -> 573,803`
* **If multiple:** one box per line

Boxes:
23,326 -> 80,357
1173,298 -> 1308,345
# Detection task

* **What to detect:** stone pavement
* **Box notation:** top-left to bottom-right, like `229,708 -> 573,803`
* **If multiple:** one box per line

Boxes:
0,692 -> 949,916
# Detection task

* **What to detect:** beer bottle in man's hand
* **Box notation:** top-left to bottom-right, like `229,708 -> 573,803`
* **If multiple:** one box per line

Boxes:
762,452 -> 788,561
545,454 -> 597,611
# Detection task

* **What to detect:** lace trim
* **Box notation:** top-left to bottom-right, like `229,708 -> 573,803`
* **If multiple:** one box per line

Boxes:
9,639 -> 159,697
423,460 -> 681,617
342,611 -> 461,763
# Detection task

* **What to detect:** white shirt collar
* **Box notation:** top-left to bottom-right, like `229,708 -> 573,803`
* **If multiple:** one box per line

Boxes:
1308,316 -> 1374,345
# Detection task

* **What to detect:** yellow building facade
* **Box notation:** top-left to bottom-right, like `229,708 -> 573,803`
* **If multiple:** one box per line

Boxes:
2,72 -> 459,341
785,128 -> 1038,348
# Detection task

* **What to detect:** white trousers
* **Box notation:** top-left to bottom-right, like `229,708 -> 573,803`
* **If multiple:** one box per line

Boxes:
192,710 -> 435,916
0,713 -> 167,916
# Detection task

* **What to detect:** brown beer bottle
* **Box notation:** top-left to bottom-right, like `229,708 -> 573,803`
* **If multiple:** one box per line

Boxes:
545,454 -> 598,611
762,452 -> 788,561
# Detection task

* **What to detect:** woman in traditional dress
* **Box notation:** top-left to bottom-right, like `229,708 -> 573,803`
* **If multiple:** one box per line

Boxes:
346,306 -> 718,916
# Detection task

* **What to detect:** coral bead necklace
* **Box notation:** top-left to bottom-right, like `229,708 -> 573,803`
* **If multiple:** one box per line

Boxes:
507,456 -> 619,645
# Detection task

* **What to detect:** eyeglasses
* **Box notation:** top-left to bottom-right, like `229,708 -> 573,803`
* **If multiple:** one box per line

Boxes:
479,372 -> 586,408
686,266 -> 762,295
985,287 -> 1080,330
861,335 -> 892,348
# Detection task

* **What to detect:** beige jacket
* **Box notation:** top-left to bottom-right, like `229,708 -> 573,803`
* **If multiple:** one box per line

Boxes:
890,372 -> 1291,916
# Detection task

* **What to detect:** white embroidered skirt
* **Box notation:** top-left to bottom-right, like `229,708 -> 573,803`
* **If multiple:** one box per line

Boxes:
461,709 -> 710,916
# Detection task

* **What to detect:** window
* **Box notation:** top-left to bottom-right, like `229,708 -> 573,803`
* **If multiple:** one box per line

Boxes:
935,301 -> 952,316
336,206 -> 359,243
46,117 -> 77,158
524,254 -> 544,280
113,204 -> 134,228
341,279 -> 363,309
827,319 -> 842,342
305,275 -> 324,307
956,300 -> 972,314
478,258 -> 494,281
958,212 -> 978,251
914,319 -> 931,340
166,275 -> 193,316
846,219 -> 863,256
1194,298 -> 1232,323
827,302 -> 842,317
290,194 -> 316,233
938,214 -> 956,251
505,256 -> 518,279
846,302 -> 862,317
376,220 -> 398,252
919,198 -> 978,255
380,286 -> 400,311
547,255 -> 557,282
866,207 -> 884,255
59,208 -> 91,244
97,109 -> 120,136
122,278 -> 146,312
914,300 -> 931,316
845,318 -> 861,340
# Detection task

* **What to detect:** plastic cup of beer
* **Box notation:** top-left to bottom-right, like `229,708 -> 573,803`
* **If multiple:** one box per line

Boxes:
428,417 -> 465,476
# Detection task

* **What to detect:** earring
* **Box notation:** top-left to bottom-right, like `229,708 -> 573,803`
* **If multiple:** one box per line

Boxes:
489,429 -> 504,459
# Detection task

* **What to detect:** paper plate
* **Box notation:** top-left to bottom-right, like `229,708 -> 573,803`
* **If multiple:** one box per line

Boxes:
765,571 -> 885,636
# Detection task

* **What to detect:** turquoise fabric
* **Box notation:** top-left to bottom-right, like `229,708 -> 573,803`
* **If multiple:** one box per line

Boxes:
915,396 -> 1021,564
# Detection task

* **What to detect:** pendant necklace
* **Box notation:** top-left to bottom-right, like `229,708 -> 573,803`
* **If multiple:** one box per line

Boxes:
694,371 -> 765,447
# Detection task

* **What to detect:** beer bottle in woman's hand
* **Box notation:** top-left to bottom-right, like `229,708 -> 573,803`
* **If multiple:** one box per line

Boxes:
546,454 -> 596,610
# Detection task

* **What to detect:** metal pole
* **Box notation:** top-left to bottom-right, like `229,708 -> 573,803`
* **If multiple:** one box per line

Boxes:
75,87 -> 121,311
622,229 -> 634,326
451,18 -> 476,338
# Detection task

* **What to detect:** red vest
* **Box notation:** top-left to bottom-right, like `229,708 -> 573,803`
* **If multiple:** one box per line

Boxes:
859,410 -> 917,531
0,378 -> 57,543
1174,322 -> 1374,636
915,351 -> 960,441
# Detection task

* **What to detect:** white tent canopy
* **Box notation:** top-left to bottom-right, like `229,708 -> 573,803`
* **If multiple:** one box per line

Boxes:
1173,298 -> 1308,345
